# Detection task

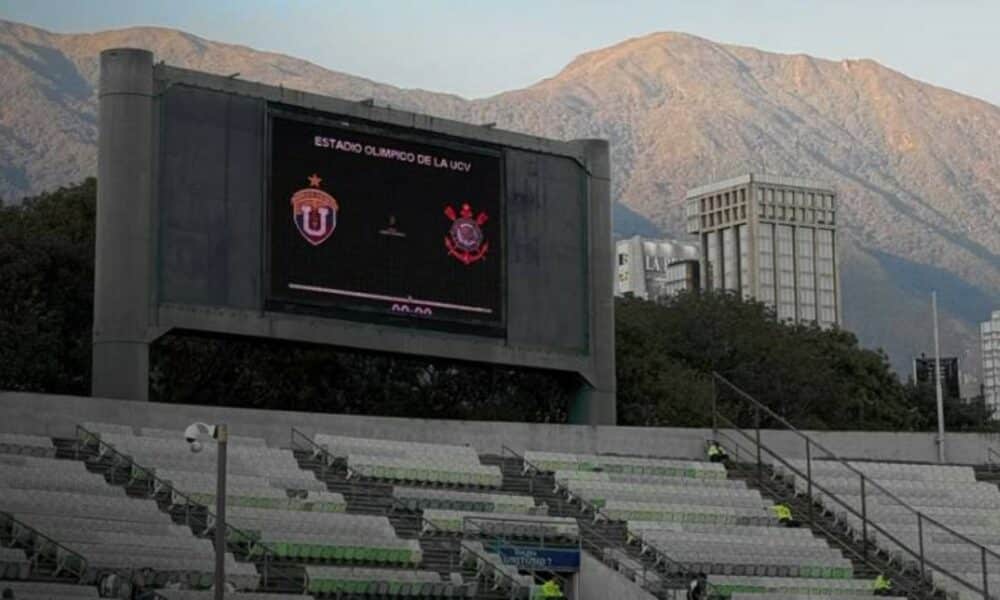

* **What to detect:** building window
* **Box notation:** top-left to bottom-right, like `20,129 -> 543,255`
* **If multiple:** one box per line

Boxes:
776,225 -> 796,321
758,223 -> 775,305
739,224 -> 751,299
723,227 -> 738,292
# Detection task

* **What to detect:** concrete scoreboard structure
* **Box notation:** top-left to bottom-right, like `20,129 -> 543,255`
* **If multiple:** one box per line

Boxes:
92,49 -> 615,425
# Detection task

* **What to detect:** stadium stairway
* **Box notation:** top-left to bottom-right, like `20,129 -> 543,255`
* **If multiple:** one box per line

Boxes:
52,436 -> 308,594
480,453 -> 691,599
725,459 -> 942,600
972,463 -> 1000,490
52,431 -> 483,598
292,446 -> 527,600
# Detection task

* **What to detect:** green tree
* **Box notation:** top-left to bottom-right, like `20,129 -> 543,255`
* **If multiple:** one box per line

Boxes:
615,292 -> 919,431
0,179 -> 96,394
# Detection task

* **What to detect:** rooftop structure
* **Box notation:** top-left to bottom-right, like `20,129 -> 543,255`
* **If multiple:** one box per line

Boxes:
615,235 -> 700,301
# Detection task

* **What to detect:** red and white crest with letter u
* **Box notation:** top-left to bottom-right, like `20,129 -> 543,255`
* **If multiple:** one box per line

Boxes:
291,173 -> 338,246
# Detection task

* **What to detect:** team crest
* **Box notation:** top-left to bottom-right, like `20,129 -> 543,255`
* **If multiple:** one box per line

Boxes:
291,173 -> 338,246
444,202 -> 489,265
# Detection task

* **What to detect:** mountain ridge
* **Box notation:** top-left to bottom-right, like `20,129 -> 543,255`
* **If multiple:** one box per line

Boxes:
0,19 -> 996,383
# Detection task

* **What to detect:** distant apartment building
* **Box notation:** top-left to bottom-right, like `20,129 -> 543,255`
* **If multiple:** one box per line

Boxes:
615,235 -> 700,301
686,174 -> 840,328
983,310 -> 1000,413
913,354 -> 961,399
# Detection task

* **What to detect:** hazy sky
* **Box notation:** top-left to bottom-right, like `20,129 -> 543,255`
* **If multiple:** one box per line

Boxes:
3,0 -> 998,105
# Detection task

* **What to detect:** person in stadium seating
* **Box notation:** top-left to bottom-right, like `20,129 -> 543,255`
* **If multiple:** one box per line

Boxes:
771,501 -> 800,527
687,572 -> 708,599
874,573 -> 893,596
705,440 -> 728,463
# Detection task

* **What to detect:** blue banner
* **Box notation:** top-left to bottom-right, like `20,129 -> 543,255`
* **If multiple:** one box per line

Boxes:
497,545 -> 581,572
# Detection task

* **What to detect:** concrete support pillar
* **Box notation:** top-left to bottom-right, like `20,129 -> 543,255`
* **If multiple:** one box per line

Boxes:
569,139 -> 616,426
91,48 -> 155,401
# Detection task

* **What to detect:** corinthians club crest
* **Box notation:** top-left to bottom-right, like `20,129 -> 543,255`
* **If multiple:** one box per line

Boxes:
291,174 -> 338,246
444,202 -> 489,265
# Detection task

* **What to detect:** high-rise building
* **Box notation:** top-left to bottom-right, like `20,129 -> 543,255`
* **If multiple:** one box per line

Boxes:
913,354 -> 961,399
686,174 -> 840,327
982,310 -> 1000,413
615,235 -> 700,301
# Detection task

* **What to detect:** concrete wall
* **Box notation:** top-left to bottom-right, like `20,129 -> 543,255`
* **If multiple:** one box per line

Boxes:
578,553 -> 659,600
2,392 -> 999,465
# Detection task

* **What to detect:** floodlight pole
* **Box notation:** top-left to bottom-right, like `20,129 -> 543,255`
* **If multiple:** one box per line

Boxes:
214,424 -> 228,600
932,292 -> 946,463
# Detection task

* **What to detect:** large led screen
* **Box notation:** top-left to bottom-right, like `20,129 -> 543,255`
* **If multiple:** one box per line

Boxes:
267,111 -> 504,333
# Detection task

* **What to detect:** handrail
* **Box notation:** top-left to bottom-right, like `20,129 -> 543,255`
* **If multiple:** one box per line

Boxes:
714,430 -> 930,600
0,510 -> 89,581
988,447 -> 1000,471
289,427 -> 531,599
501,444 -> 720,598
713,372 -> 997,600
75,425 -> 301,592
577,517 -> 683,599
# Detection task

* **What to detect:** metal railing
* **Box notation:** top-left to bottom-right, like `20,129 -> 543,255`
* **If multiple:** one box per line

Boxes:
578,518 -> 685,599
0,510 -> 89,582
501,444 -> 719,599
715,432 -> 927,600
712,372 -> 1000,600
290,428 -> 533,599
987,447 -> 1000,472
75,425 -> 301,592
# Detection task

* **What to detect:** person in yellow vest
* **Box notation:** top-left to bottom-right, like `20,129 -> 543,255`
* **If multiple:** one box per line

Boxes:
874,574 -> 893,596
706,440 -> 729,463
771,502 -> 800,527
540,578 -> 563,598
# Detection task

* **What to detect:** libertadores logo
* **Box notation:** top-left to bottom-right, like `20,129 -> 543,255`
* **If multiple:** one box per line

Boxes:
291,174 -> 339,246
444,203 -> 489,265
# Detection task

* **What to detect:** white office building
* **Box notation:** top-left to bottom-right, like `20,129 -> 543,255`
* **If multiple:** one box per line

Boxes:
685,174 -> 840,328
615,236 -> 700,301
983,310 -> 1000,413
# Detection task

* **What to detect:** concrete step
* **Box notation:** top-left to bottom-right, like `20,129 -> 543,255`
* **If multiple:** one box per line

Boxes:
727,460 -> 939,600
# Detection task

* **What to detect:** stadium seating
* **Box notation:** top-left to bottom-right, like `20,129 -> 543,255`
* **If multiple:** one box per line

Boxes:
777,458 -> 1000,599
0,454 -> 258,589
157,594 -> 315,600
393,487 -> 536,514
80,425 -> 426,569
2,417 -> 928,599
304,565 -> 452,596
0,433 -> 55,457
708,575 -> 877,595
310,432 -> 573,547
316,434 -> 503,487
525,451 -> 727,479
422,509 -> 579,539
524,448 -> 865,595
0,581 -> 100,599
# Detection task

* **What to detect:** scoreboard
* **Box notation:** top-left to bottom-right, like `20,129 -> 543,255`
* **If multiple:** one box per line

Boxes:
268,113 -> 504,333
92,48 -> 615,424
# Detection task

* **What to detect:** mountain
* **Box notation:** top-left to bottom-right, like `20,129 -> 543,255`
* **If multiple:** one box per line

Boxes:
1,20 -> 997,383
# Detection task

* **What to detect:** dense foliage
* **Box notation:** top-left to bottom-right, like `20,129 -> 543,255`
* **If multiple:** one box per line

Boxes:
0,179 -> 96,394
1,180 -> 992,430
615,293 -> 991,431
